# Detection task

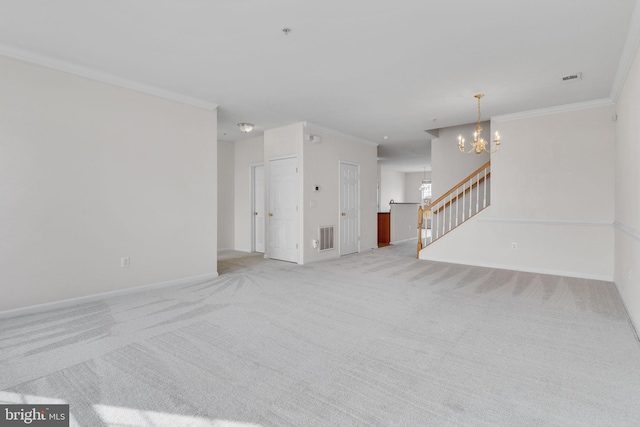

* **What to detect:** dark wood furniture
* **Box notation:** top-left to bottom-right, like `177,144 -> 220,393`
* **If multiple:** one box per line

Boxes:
377,212 -> 390,246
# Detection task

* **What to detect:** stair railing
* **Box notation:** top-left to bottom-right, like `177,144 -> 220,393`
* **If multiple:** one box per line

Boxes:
417,160 -> 491,257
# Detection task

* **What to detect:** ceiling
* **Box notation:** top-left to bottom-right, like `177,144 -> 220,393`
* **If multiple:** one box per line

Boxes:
0,0 -> 638,172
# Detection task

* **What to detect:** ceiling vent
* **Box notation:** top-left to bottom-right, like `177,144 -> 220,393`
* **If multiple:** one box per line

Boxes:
561,73 -> 582,83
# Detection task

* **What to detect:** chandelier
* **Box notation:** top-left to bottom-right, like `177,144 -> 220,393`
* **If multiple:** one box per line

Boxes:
458,94 -> 501,154
419,166 -> 431,204
419,167 -> 430,190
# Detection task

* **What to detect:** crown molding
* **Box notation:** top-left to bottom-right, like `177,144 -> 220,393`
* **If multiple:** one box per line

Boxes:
610,0 -> 640,102
0,44 -> 218,111
492,98 -> 614,122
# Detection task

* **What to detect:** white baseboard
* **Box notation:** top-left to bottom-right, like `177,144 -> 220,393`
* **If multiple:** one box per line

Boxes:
614,281 -> 640,342
418,255 -> 613,282
0,272 -> 219,320
391,237 -> 418,245
301,246 -> 378,265
301,253 -> 341,265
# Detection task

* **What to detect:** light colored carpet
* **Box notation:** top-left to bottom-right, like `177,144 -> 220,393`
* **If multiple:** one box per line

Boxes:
1,241 -> 640,426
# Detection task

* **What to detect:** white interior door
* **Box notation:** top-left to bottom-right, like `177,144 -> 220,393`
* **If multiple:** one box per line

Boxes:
269,157 -> 299,263
252,164 -> 265,253
340,162 -> 359,255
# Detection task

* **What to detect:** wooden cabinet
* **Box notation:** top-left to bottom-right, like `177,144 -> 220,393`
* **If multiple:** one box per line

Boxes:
377,212 -> 390,246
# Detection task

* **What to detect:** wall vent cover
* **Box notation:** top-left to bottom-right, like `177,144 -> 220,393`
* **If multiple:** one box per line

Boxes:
319,226 -> 335,251
561,72 -> 582,82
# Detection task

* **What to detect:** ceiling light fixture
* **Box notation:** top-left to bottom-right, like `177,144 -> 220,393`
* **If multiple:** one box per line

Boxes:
458,94 -> 501,154
237,123 -> 254,133
419,166 -> 429,190
419,166 -> 431,204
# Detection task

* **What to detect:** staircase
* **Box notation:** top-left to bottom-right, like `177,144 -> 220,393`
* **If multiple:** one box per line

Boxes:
417,160 -> 491,257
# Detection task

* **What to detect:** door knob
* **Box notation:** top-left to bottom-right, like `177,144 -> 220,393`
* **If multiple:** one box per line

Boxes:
269,213 -> 273,217
254,212 -> 258,216
341,212 -> 346,216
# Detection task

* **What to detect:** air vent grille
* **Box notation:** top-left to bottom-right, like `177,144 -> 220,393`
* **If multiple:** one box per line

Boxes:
561,73 -> 582,82
319,226 -> 335,251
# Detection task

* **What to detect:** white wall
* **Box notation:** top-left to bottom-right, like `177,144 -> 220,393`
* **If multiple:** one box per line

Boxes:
421,104 -> 615,281
431,121 -> 490,199
0,56 -> 218,312
233,136 -> 264,252
264,123 -> 304,160
390,203 -> 419,243
379,166 -> 405,211
303,124 -> 378,263
615,42 -> 640,332
218,140 -> 235,250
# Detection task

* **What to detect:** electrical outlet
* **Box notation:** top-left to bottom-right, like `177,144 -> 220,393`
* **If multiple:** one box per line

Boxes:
121,257 -> 130,268
511,243 -> 518,250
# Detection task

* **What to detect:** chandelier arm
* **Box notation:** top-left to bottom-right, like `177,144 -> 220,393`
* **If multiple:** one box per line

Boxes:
484,143 -> 500,154
459,146 -> 475,154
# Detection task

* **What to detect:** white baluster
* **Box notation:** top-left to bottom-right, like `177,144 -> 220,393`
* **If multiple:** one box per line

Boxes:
469,178 -> 473,218
483,167 -> 488,208
476,173 -> 480,214
431,209 -> 435,242
462,181 -> 466,221
455,186 -> 459,226
442,200 -> 446,236
436,203 -> 440,236
448,194 -> 452,231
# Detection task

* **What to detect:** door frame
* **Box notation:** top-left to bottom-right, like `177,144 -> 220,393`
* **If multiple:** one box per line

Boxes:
339,161 -> 361,256
250,162 -> 264,253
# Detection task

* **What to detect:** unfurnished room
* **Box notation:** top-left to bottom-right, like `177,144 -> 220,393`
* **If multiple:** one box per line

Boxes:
1,1 -> 640,426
